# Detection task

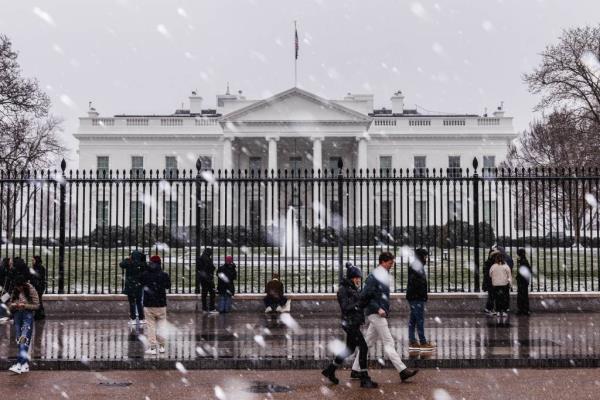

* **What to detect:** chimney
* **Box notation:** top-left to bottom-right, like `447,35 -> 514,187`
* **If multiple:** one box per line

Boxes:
390,90 -> 405,114
189,91 -> 203,114
493,101 -> 505,118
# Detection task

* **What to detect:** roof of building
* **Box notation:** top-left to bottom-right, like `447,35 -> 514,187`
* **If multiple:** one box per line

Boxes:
114,109 -> 221,118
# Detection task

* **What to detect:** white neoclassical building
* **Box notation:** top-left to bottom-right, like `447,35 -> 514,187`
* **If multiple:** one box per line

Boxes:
76,86 -> 515,175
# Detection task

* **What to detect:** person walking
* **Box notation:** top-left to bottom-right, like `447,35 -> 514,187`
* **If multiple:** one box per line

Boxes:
120,250 -> 148,325
322,263 -> 377,389
263,273 -> 288,313
516,249 -> 532,315
489,252 -> 512,317
217,255 -> 237,314
8,274 -> 40,374
30,256 -> 47,320
351,252 -> 418,383
196,248 -> 217,313
406,248 -> 435,351
140,255 -> 171,355
482,249 -> 496,314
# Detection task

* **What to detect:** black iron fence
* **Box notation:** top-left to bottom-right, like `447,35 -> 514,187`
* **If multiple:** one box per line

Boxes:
1,158 -> 599,294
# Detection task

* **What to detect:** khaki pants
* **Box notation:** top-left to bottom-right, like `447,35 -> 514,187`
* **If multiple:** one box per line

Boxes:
352,314 -> 407,372
144,307 -> 167,347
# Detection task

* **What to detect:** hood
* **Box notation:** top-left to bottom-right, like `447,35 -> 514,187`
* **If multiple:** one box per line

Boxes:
131,250 -> 145,263
202,248 -> 213,257
148,261 -> 161,272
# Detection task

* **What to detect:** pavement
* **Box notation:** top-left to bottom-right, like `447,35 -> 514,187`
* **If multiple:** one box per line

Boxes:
1,311 -> 599,370
0,369 -> 598,399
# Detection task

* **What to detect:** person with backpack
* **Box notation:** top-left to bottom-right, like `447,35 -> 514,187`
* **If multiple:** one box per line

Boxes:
217,255 -> 237,313
489,251 -> 512,317
321,262 -> 378,389
140,255 -> 171,355
30,256 -> 47,320
120,250 -> 148,325
7,274 -> 39,374
406,248 -> 435,351
516,248 -> 532,315
196,248 -> 217,313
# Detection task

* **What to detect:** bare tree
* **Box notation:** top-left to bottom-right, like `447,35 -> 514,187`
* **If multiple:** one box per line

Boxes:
0,34 -> 65,241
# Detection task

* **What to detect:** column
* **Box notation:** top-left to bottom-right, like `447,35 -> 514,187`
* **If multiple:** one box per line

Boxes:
356,136 -> 369,226
266,136 -> 279,227
220,136 -> 234,225
310,137 -> 324,227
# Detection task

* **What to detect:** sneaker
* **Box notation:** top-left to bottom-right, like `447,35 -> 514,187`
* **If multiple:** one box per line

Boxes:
8,363 -> 21,374
145,347 -> 157,355
408,341 -> 421,351
139,320 -> 147,325
419,342 -> 436,351
128,319 -> 137,325
484,309 -> 493,315
17,335 -> 28,345
321,364 -> 339,385
501,312 -> 508,317
359,372 -> 379,389
399,368 -> 418,382
264,306 -> 273,313
208,310 -> 219,315
159,345 -> 166,354
19,363 -> 29,373
350,370 -> 361,380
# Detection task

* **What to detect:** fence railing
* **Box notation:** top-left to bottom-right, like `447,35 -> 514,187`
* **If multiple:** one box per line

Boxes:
1,158 -> 600,294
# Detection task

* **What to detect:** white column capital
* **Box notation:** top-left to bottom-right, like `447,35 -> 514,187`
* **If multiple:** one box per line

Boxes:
355,134 -> 371,142
266,135 -> 280,142
310,136 -> 325,142
221,135 -> 234,142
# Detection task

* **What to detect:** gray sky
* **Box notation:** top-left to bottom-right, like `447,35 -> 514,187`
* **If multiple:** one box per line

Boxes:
2,0 -> 600,163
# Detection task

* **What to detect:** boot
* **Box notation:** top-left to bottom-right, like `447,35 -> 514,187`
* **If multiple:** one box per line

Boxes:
359,372 -> 378,389
399,368 -> 418,382
350,370 -> 361,380
321,363 -> 339,384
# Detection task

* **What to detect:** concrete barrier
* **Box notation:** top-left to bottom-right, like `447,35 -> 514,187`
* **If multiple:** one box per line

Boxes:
43,292 -> 600,315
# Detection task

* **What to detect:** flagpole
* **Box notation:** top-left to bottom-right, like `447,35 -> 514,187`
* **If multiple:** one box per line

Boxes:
294,20 -> 298,87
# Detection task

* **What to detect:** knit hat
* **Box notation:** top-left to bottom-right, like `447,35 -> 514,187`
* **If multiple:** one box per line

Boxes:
225,255 -> 234,264
150,255 -> 161,264
345,262 -> 362,279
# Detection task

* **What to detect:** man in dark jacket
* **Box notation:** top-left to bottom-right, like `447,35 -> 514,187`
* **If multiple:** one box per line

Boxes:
483,249 -> 499,314
351,252 -> 418,383
120,250 -> 147,324
217,255 -> 237,313
406,248 -> 435,351
30,256 -> 46,320
196,248 -> 217,313
322,263 -> 377,389
140,255 -> 171,355
263,273 -> 288,312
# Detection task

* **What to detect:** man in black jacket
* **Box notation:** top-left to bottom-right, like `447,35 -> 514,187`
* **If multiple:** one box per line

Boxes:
141,255 -> 171,355
120,250 -> 147,324
350,252 -> 418,383
407,248 -> 435,351
322,263 -> 377,389
196,248 -> 217,313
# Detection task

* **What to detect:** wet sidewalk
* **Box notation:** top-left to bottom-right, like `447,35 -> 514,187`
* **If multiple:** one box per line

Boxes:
1,311 -> 599,370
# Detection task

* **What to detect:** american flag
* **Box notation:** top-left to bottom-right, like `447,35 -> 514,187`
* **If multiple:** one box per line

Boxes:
295,25 -> 299,60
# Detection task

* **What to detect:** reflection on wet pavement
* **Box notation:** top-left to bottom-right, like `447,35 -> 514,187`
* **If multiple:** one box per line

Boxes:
1,313 -> 598,363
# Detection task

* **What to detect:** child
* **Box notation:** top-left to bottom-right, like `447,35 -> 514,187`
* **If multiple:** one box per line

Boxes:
516,249 -> 532,315
140,255 -> 171,355
8,274 -> 40,374
406,248 -> 435,351
217,256 -> 237,313
321,263 -> 377,389
489,252 -> 512,317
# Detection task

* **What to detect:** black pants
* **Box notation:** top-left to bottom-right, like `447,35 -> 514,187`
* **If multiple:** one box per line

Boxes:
127,288 -> 144,320
333,325 -> 368,371
517,281 -> 530,314
493,285 -> 510,312
200,279 -> 215,311
485,289 -> 495,311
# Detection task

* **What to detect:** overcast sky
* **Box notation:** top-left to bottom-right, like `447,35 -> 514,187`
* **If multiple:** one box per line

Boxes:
2,0 -> 600,164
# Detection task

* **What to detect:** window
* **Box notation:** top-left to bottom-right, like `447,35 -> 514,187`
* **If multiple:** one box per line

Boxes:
165,156 -> 178,177
131,156 -> 144,177
200,201 -> 213,228
249,157 -> 262,173
381,201 -> 392,227
97,156 -> 109,178
448,200 -> 463,221
198,156 -> 212,171
483,155 -> 496,177
414,156 -> 426,177
329,200 -> 340,225
329,157 -> 341,174
250,200 -> 261,226
483,200 -> 497,230
379,156 -> 392,173
166,201 -> 178,226
289,156 -> 303,174
414,200 -> 428,227
97,201 -> 109,227
129,201 -> 144,227
448,156 -> 461,178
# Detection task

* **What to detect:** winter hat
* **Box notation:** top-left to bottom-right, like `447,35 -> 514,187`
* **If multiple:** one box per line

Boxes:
225,255 -> 234,264
345,262 -> 362,279
150,255 -> 161,264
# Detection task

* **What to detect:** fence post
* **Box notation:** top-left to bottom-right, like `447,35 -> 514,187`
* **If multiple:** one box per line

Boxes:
472,157 -> 480,292
337,158 -> 344,285
195,158 -> 202,294
58,159 -> 66,294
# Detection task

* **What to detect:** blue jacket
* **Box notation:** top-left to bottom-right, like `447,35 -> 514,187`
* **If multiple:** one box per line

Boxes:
360,266 -> 391,317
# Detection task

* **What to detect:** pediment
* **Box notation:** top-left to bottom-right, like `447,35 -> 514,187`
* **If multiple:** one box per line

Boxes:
221,87 -> 370,123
